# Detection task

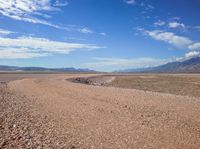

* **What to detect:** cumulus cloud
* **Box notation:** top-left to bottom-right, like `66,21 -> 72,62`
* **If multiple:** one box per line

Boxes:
146,30 -> 192,48
168,22 -> 185,28
0,36 -> 104,59
188,42 -> 200,50
185,51 -> 200,59
173,51 -> 200,62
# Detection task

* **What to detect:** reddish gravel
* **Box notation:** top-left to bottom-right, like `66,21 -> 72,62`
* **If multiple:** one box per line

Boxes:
1,74 -> 200,148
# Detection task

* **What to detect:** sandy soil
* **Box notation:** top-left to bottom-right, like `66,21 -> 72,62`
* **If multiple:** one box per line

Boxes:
1,74 -> 200,148
0,73 -> 71,82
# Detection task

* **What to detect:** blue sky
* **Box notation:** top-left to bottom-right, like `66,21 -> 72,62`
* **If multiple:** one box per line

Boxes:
0,0 -> 200,71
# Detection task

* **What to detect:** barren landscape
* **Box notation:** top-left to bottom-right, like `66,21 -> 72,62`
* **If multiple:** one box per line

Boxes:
1,73 -> 200,148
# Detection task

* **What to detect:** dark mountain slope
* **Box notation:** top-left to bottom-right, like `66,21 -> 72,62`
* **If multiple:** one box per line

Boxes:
117,56 -> 200,73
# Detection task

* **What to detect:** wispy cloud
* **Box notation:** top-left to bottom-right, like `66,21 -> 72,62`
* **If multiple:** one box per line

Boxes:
79,27 -> 94,34
0,29 -> 15,36
142,4 -> 154,11
139,2 -> 154,14
86,57 -> 167,68
85,50 -> 200,71
170,17 -> 181,21
0,36 -> 104,59
0,0 -> 97,34
77,27 -> 107,36
193,26 -> 200,30
0,0 -> 60,26
0,47 -> 48,59
124,0 -> 136,5
99,32 -> 107,36
188,25 -> 200,32
53,0 -> 68,7
154,20 -> 166,26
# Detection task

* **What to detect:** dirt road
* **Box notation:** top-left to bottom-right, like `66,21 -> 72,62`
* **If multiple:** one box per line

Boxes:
1,74 -> 200,148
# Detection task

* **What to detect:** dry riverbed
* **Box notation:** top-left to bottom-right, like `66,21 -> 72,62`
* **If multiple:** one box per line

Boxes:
0,73 -> 200,148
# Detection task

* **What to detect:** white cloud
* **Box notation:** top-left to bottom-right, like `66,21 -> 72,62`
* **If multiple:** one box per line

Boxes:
172,51 -> 200,62
99,32 -> 107,36
54,0 -> 68,7
0,36 -> 104,59
170,17 -> 181,21
124,0 -> 136,5
154,20 -> 165,26
193,26 -> 200,30
185,51 -> 200,59
0,0 -> 66,28
144,4 -> 154,11
86,57 -> 167,68
139,2 -> 154,14
168,22 -> 185,28
142,29 -> 200,51
0,0 -> 83,31
0,47 -> 48,59
79,27 -> 94,34
146,30 -> 192,48
85,50 -> 200,71
0,29 -> 15,36
0,1 -> 104,34
188,42 -> 200,50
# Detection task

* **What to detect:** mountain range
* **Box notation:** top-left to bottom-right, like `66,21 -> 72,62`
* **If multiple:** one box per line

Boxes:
1,56 -> 200,73
117,56 -> 200,73
0,65 -> 95,72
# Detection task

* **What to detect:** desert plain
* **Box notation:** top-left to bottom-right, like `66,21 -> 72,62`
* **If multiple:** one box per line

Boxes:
0,73 -> 200,148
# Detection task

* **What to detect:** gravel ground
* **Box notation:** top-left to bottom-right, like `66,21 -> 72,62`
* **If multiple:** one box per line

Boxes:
1,74 -> 200,148
0,80 -> 83,149
105,74 -> 200,98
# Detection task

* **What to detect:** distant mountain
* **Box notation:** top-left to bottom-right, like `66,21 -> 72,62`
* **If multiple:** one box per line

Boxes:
117,56 -> 200,73
152,56 -> 200,73
0,65 -> 96,72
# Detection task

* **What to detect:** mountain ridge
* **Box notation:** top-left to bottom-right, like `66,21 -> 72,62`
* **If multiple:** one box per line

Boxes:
0,65 -> 96,72
116,56 -> 200,73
